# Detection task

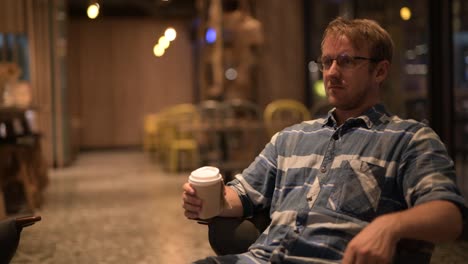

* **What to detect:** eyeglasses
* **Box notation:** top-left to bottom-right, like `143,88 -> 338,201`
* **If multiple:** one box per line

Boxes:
315,54 -> 381,71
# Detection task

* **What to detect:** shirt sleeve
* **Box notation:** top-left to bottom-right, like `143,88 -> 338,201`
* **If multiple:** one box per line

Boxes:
227,132 -> 280,218
399,125 -> 467,219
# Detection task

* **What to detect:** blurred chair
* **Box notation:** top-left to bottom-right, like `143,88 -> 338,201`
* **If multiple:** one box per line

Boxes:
205,209 -> 270,256
206,212 -> 434,263
155,108 -> 171,165
197,100 -> 230,167
163,104 -> 201,173
221,99 -> 265,179
263,99 -> 311,137
0,145 -> 41,215
0,109 -> 46,215
198,100 -> 229,123
224,99 -> 262,122
0,215 -> 41,263
142,113 -> 159,153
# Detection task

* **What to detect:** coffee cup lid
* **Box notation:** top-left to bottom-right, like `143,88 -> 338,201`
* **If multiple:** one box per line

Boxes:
190,166 -> 221,183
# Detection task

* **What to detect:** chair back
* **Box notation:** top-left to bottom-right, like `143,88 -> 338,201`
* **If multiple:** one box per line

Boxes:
263,99 -> 311,137
197,100 -> 230,165
224,99 -> 262,123
158,104 -> 201,172
142,113 -> 159,152
221,99 -> 265,179
198,100 -> 229,126
165,103 -> 201,141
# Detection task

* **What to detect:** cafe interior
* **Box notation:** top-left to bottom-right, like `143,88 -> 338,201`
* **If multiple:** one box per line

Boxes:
1,0 -> 468,263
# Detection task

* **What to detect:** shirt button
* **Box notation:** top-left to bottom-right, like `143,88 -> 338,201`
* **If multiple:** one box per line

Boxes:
320,166 -> 327,173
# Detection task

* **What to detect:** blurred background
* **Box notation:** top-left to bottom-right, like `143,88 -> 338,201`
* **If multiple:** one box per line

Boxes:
1,0 -> 468,263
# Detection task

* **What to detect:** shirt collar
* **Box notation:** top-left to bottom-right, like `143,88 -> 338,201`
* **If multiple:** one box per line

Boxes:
322,104 -> 392,129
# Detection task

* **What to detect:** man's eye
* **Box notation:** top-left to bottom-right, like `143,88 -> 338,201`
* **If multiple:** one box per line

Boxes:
338,55 -> 353,66
322,58 -> 332,67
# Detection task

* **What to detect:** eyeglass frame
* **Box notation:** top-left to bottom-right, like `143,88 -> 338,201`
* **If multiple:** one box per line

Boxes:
315,53 -> 382,72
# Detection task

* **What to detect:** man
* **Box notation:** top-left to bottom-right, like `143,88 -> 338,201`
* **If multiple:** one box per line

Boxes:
182,17 -> 466,264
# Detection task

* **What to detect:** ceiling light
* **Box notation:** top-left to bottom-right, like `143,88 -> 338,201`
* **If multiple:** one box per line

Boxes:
400,7 -> 411,21
87,3 -> 100,19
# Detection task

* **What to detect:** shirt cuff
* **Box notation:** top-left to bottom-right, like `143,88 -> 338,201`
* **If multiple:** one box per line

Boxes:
227,178 -> 255,218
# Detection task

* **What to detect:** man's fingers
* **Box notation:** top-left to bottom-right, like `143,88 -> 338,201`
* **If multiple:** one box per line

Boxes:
182,192 -> 202,206
343,245 -> 387,264
342,248 -> 355,264
182,198 -> 201,220
184,210 -> 200,220
183,200 -> 202,212
182,188 -> 202,220
183,182 -> 196,195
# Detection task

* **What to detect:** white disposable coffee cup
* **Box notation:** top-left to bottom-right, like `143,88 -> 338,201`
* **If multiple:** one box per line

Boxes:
189,166 -> 224,219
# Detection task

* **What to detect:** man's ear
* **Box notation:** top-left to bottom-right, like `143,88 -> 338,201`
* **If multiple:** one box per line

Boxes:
374,60 -> 390,83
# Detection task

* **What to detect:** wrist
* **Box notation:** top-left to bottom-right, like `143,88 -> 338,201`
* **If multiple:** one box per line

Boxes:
377,213 -> 404,243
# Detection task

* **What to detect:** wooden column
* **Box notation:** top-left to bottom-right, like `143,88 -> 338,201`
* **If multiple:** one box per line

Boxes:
26,0 -> 54,166
0,0 -> 25,33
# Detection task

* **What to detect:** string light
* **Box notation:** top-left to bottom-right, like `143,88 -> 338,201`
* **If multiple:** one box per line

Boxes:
153,44 -> 165,57
153,27 -> 177,58
164,27 -> 177,41
158,36 -> 170,49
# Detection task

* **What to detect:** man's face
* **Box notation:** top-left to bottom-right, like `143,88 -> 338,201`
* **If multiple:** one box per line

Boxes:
321,35 -> 380,112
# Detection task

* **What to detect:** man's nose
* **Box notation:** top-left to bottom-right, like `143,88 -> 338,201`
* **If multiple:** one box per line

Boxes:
326,60 -> 340,75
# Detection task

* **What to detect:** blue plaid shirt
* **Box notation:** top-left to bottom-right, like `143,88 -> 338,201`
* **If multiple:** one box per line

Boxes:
227,104 -> 466,263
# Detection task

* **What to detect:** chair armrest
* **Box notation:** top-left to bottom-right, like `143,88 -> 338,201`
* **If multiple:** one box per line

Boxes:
207,209 -> 271,255
0,215 -> 40,263
15,215 -> 41,229
208,217 -> 260,255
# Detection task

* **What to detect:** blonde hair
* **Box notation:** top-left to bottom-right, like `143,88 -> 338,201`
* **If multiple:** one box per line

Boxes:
321,17 -> 394,63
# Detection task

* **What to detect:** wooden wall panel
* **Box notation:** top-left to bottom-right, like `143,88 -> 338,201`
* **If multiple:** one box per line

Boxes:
68,18 -> 194,149
78,21 -> 115,147
254,0 -> 305,108
0,0 -> 25,33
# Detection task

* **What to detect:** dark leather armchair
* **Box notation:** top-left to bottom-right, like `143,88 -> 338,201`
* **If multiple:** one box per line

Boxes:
206,209 -> 270,255
0,215 -> 41,263
206,211 -> 434,263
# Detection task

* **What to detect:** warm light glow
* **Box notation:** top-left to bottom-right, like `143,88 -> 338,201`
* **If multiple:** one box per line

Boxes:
158,36 -> 170,49
87,4 -> 100,19
225,68 -> 238,80
164,27 -> 177,41
153,44 -> 165,57
400,7 -> 411,21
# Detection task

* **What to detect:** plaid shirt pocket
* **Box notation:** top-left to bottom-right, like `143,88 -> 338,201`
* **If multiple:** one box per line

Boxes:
327,159 -> 386,221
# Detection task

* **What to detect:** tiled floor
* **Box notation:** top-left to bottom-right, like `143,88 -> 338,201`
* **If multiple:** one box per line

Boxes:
9,151 -> 468,263
11,151 -> 214,264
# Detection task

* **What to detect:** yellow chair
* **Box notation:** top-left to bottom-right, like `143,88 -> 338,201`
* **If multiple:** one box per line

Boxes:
142,113 -> 159,153
263,99 -> 311,137
164,104 -> 201,172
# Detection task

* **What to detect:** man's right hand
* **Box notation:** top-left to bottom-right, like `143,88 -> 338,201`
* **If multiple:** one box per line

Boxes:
182,182 -> 202,219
